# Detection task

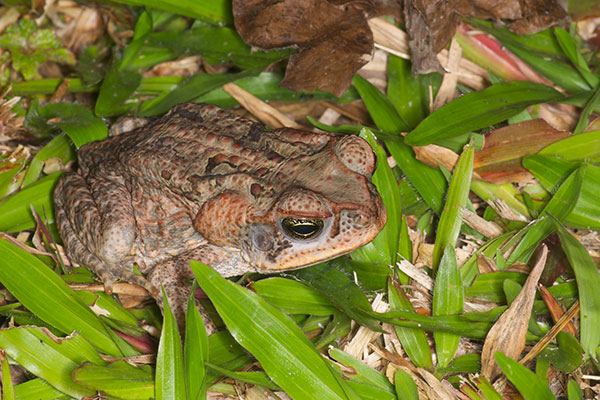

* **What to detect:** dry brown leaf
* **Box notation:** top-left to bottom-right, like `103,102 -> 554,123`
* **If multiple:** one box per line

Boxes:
538,284 -> 577,336
480,244 -> 548,380
233,0 -> 375,96
403,0 -> 567,75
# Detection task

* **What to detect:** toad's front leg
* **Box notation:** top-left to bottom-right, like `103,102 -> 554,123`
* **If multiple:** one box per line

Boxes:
54,171 -> 154,295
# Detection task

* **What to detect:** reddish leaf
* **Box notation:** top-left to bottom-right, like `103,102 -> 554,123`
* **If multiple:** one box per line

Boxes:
474,119 -> 570,183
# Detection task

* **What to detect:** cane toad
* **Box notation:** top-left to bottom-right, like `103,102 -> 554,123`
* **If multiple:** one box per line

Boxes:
54,103 -> 386,328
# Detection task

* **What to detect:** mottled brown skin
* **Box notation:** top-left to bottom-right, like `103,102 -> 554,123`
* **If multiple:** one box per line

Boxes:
54,103 -> 386,330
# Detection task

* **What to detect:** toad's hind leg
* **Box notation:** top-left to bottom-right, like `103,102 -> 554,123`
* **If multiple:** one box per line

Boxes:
54,172 -> 153,294
148,249 -> 228,334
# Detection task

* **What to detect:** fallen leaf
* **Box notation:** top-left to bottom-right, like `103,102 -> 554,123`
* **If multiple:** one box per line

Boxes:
474,119 -> 571,184
233,0 -> 376,96
480,244 -> 548,380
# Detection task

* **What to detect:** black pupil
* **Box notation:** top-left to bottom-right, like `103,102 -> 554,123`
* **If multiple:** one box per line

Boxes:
293,224 -> 317,235
281,218 -> 324,239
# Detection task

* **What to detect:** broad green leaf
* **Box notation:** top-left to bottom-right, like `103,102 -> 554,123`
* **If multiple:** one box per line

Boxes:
352,74 -> 409,132
141,28 -> 291,70
539,332 -> 584,372
387,281 -> 433,369
387,54 -> 439,129
0,327 -> 102,398
155,290 -> 185,400
553,219 -> 600,359
14,378 -> 68,400
73,291 -> 140,328
0,171 -> 62,232
470,179 -> 530,220
393,369 -> 418,400
291,263 -> 383,332
538,130 -> 600,161
73,360 -> 154,399
197,72 -> 358,107
495,352 -> 555,400
1,351 -> 15,400
205,331 -> 253,385
465,271 -> 527,303
36,103 -> 108,148
22,134 -> 75,187
375,309 -> 493,340
0,238 -> 122,355
432,246 -> 464,368
329,348 -> 395,394
94,57 -> 142,117
139,69 -> 259,116
405,81 -> 563,146
185,285 -> 208,400
191,261 -> 350,400
108,0 -> 233,25
567,380 -> 584,400
432,141 -> 474,269
352,128 -> 400,265
252,277 -> 337,316
475,376 -> 504,400
352,74 -> 446,214
332,257 -> 392,291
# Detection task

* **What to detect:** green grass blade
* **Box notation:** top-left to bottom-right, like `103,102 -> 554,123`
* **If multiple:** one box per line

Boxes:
0,172 -> 62,232
36,103 -> 108,148
567,380 -> 584,400
573,84 -> 600,135
155,290 -> 185,400
108,0 -> 233,25
329,348 -> 395,394
185,285 -> 208,400
554,27 -> 598,88
387,281 -> 433,369
538,130 -> 600,161
14,378 -> 68,399
1,351 -> 15,400
73,361 -> 154,399
352,74 -> 409,132
252,277 -> 337,316
553,219 -> 600,359
495,352 -> 555,399
432,141 -> 474,269
21,135 -> 75,187
507,165 -> 585,265
292,264 -> 383,332
139,70 -> 259,117
94,58 -> 142,117
0,327 -> 101,398
352,128 -> 400,265
352,73 -> 447,214
191,261 -> 350,400
432,246 -> 464,368
0,238 -> 123,355
405,81 -> 563,146
393,369 -> 418,400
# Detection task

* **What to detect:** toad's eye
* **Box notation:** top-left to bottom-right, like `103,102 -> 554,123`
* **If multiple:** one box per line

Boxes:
280,218 -> 324,240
